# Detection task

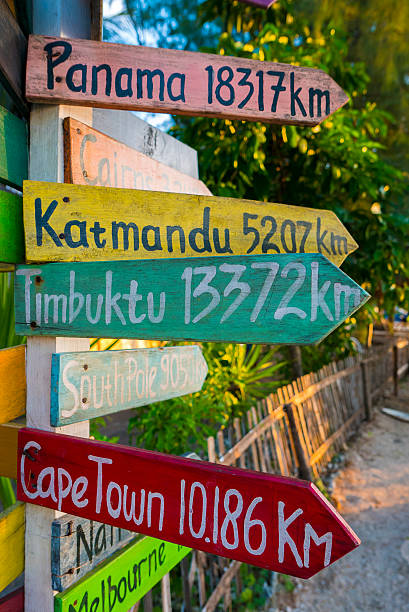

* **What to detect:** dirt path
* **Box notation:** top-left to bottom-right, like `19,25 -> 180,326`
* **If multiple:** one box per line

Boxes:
277,381 -> 409,612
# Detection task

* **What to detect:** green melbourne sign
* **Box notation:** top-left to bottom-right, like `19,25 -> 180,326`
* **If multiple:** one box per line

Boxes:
54,536 -> 190,612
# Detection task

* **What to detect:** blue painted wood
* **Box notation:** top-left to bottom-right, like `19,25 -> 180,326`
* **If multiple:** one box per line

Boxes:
50,345 -> 208,426
51,514 -> 138,592
14,254 -> 369,344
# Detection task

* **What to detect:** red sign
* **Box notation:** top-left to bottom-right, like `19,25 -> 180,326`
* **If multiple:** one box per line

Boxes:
17,428 -> 359,578
0,587 -> 24,612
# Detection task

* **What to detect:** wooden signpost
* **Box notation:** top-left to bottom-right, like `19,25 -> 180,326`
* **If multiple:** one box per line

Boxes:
0,345 -> 25,424
0,105 -> 28,189
51,514 -> 137,591
0,0 -> 27,111
15,253 -> 369,344
22,180 -> 357,266
64,117 -> 211,195
54,536 -> 190,612
0,503 -> 25,592
17,427 -> 360,579
51,345 -> 208,426
25,35 -> 348,126
0,190 -> 24,269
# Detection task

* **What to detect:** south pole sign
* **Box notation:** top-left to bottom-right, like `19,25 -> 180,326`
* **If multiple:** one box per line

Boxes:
26,35 -> 348,126
17,428 -> 360,579
51,345 -> 208,426
23,180 -> 357,266
14,254 -> 369,344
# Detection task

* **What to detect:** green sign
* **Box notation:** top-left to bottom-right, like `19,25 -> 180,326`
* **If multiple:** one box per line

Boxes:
54,536 -> 190,612
15,253 -> 369,345
0,190 -> 24,269
0,105 -> 28,189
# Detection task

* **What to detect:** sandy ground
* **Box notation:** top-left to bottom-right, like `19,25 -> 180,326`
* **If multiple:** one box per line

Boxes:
276,380 -> 409,612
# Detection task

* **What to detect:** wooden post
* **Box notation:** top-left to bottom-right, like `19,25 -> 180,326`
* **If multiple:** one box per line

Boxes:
289,346 -> 303,379
393,342 -> 399,397
360,360 -> 373,420
196,551 -> 207,607
284,403 -> 313,481
24,3 -> 93,611
161,573 -> 172,612
24,5 -> 202,611
142,591 -> 153,612
181,556 -> 193,612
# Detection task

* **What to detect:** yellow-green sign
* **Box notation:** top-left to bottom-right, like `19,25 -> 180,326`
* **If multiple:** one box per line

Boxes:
54,535 -> 190,612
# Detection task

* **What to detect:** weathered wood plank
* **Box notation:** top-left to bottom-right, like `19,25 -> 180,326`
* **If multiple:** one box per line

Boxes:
161,572 -> 172,612
0,2 -> 27,108
0,503 -> 24,592
91,109 -> 199,179
291,363 -> 361,406
26,35 -> 348,126
90,0 -> 103,41
23,180 -> 357,266
50,345 -> 208,426
0,106 -> 28,188
0,190 -> 24,265
202,560 -> 242,612
51,513 -> 138,591
63,117 -> 211,195
0,586 -> 24,612
24,4 -> 101,611
32,1 -> 94,40
309,408 -> 362,466
15,254 -> 369,344
54,535 -> 190,612
17,427 -> 360,579
0,345 -> 25,425
0,422 -> 22,478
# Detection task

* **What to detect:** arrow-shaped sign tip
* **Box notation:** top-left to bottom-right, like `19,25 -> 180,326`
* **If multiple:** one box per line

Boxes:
314,70 -> 349,125
307,481 -> 360,576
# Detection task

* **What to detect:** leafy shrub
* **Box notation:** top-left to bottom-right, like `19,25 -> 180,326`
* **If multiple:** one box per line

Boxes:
128,342 -> 286,454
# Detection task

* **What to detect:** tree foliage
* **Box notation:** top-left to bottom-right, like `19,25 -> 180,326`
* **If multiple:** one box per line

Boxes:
128,343 -> 285,454
294,0 -> 409,170
169,0 -> 409,345
105,0 -> 409,437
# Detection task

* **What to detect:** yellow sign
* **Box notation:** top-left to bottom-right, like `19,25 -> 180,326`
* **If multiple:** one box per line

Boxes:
0,345 -> 25,425
0,503 -> 24,591
24,181 -> 357,266
0,423 -> 22,479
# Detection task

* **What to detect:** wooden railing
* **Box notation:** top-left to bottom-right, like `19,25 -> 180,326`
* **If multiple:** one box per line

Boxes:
197,335 -> 409,611
139,334 -> 409,611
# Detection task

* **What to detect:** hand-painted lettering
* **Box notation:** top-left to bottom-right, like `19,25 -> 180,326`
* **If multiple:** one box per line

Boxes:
16,254 -> 368,346
18,429 -> 360,580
